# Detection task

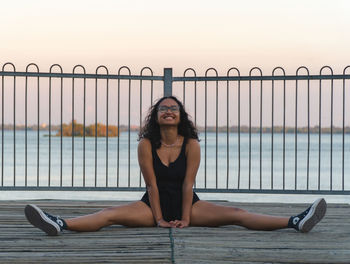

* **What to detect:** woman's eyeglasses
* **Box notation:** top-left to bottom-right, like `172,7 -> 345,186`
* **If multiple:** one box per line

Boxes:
158,105 -> 180,113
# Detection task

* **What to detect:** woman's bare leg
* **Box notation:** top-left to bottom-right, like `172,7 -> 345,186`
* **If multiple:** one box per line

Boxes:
190,201 -> 288,231
66,201 -> 155,232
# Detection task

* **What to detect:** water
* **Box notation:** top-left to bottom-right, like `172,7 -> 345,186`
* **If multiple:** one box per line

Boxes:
1,130 -> 349,203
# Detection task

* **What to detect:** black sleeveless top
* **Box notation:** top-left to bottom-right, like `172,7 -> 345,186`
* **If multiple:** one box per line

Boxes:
141,137 -> 200,221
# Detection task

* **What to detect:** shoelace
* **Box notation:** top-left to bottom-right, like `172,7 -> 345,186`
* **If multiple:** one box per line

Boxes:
298,206 -> 311,219
44,212 -> 60,223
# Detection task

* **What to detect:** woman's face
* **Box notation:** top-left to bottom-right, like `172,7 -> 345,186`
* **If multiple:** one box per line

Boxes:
157,98 -> 181,126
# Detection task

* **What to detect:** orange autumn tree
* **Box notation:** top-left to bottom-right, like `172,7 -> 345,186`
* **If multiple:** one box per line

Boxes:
56,120 -> 119,137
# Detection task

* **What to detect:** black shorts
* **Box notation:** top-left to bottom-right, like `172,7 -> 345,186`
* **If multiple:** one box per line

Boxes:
141,191 -> 200,221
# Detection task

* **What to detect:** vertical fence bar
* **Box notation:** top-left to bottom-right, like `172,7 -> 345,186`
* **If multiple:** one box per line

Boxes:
1,69 -> 3,186
194,74 -> 197,188
283,73 -> 286,190
183,68 -> 196,187
60,70 -> 63,187
216,76 -> 218,189
96,66 -> 109,187
204,73 -> 207,188
318,74 -> 322,190
271,77 -> 274,190
226,72 -> 229,189
106,76 -> 109,187
271,67 -> 286,190
259,74 -> 262,189
319,66 -> 333,190
72,67 -> 76,186
24,66 -> 27,185
117,71 -> 120,187
1,68 -> 3,186
37,67 -> 40,186
128,70 -> 131,187
83,73 -> 86,187
139,67 -> 153,187
26,64 -> 40,186
13,69 -> 16,186
48,64 -> 63,187
307,72 -> 310,190
1,63 -> 16,186
194,74 -> 197,129
8,64 -> 17,186
49,71 -> 52,186
330,71 -> 334,191
249,79 -> 251,189
296,67 -> 310,190
204,69 -> 219,188
37,70 -> 39,187
72,73 -> 75,187
139,74 -> 142,187
248,72 -> 252,189
117,66 -> 131,187
342,66 -> 349,190
151,75 -> 154,107
295,74 -> 298,190
342,74 -> 345,191
204,68 -> 218,188
164,68 -> 172,97
271,69 -> 277,189
249,68 -> 263,189
72,66 -> 85,187
94,69 -> 98,187
226,68 -> 241,189
238,73 -> 241,189
183,75 -> 185,106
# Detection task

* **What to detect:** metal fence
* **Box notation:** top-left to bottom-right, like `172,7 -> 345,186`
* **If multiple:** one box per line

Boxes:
1,63 -> 350,194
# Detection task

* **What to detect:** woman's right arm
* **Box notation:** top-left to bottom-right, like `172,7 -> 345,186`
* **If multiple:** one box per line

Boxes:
138,139 -> 171,227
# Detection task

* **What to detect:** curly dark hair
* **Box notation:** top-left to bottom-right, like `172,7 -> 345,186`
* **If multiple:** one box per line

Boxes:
138,96 -> 199,148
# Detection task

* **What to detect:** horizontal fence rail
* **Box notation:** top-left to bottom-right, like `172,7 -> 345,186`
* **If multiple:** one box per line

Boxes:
0,63 -> 349,194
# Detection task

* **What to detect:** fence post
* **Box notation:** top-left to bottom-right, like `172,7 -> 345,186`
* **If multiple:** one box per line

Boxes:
163,68 -> 173,96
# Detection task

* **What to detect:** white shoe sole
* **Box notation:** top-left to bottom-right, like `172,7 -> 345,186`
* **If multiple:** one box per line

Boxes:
298,198 -> 327,233
24,204 -> 61,236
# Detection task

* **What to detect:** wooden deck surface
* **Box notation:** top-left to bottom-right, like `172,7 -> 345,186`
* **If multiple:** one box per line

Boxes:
0,200 -> 349,263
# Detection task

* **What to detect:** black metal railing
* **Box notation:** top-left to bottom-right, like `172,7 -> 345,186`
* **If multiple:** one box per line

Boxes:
1,63 -> 349,194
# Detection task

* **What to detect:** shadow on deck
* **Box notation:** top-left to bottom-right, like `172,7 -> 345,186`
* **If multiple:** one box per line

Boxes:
0,200 -> 349,263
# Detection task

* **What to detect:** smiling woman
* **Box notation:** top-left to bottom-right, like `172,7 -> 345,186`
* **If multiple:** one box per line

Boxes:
24,96 -> 327,234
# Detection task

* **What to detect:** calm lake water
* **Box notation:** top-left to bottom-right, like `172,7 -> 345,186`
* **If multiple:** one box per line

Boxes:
1,130 -> 349,203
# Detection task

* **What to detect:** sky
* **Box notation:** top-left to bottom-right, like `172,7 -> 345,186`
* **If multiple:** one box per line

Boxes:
1,0 -> 350,127
1,0 -> 350,74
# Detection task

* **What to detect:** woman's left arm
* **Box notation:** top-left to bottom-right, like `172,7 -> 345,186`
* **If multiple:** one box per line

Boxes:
172,139 -> 200,228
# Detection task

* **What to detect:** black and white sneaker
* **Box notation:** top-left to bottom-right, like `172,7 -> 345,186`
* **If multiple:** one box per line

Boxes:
289,198 -> 327,233
24,204 -> 65,236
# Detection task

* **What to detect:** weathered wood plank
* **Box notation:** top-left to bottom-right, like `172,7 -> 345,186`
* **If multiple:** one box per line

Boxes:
0,200 -> 349,263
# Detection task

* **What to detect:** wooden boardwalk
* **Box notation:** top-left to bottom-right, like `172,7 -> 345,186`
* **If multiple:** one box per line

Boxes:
0,200 -> 349,263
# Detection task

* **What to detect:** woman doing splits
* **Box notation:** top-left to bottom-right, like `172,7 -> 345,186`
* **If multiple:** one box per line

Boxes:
25,96 -> 327,236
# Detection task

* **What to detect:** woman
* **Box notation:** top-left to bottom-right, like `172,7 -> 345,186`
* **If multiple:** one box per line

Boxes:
25,96 -> 326,235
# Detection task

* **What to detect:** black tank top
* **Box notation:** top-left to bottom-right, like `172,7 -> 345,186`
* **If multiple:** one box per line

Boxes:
141,137 -> 199,221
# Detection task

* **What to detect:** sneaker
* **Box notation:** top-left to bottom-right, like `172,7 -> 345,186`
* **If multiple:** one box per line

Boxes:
291,198 -> 327,233
24,204 -> 65,236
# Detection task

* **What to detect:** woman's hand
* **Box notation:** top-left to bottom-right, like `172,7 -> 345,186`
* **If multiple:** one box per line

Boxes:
169,220 -> 189,228
157,219 -> 173,228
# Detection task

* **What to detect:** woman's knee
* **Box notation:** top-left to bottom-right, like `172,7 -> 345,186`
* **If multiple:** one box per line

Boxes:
228,207 -> 249,225
230,206 -> 247,214
98,207 -> 120,224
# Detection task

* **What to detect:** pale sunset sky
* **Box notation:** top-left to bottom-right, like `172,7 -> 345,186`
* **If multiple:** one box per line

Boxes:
1,0 -> 349,74
1,0 -> 349,127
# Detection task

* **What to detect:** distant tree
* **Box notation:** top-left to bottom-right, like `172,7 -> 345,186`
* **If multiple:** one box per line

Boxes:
56,120 -> 119,137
